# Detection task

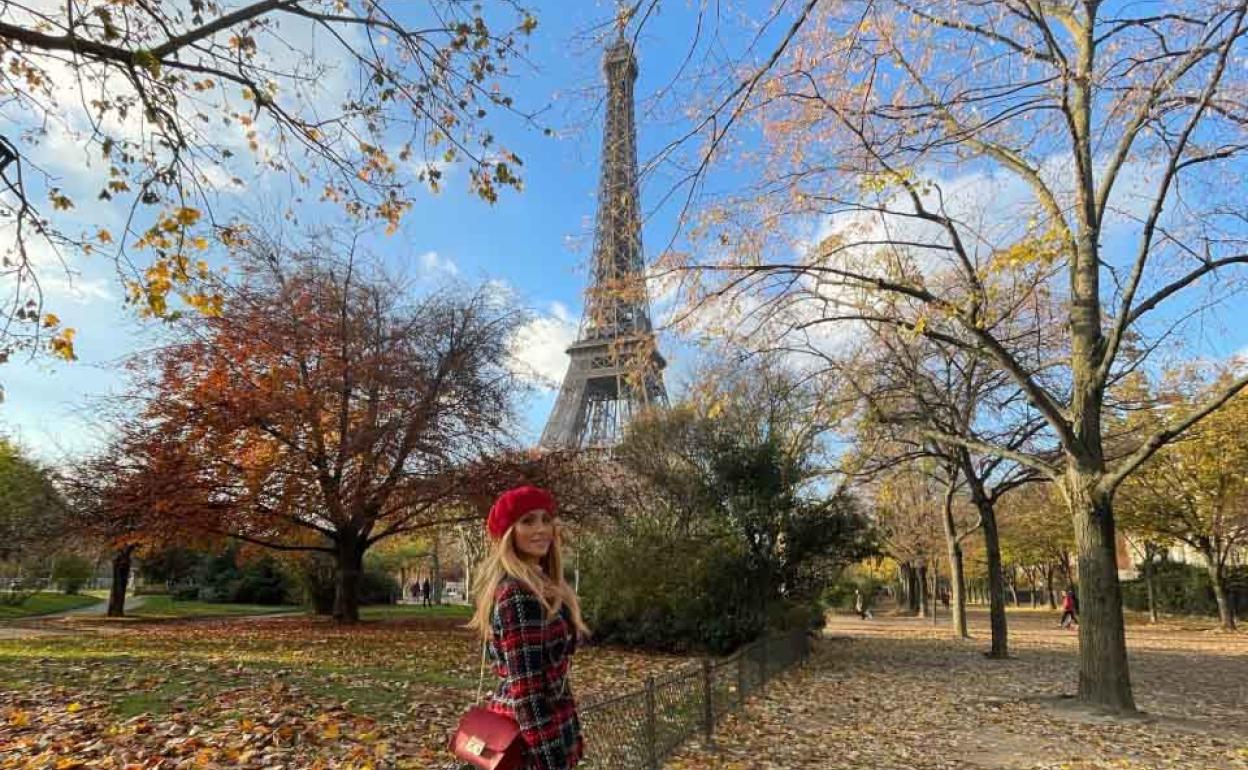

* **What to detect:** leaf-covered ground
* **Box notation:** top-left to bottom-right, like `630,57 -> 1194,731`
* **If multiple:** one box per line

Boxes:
666,608 -> 1248,770
0,611 -> 693,769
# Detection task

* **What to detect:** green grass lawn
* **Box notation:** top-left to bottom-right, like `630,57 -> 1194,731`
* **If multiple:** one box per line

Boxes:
0,611 -> 482,721
129,595 -> 306,619
0,592 -> 101,619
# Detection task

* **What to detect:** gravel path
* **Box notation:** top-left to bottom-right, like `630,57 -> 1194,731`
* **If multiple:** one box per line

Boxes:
664,609 -> 1248,770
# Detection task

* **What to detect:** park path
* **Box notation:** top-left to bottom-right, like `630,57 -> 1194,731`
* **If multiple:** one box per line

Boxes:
664,609 -> 1248,770
0,595 -> 147,638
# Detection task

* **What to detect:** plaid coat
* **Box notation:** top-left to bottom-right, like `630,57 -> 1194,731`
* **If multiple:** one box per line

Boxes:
486,577 -> 584,770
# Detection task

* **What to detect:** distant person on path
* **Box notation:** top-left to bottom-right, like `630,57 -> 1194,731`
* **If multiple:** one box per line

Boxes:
466,485 -> 590,770
421,578 -> 432,607
1059,588 -> 1078,629
854,588 -> 873,619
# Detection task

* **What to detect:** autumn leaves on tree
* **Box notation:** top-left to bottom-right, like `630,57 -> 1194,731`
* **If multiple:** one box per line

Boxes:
117,232 -> 526,622
659,1 -> 1248,712
0,0 -> 536,367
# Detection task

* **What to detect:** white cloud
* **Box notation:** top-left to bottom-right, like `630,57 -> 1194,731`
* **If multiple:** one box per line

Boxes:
416,250 -> 459,278
509,302 -> 578,389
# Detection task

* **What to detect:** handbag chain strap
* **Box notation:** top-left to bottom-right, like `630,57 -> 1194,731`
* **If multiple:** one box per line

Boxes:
475,640 -> 489,703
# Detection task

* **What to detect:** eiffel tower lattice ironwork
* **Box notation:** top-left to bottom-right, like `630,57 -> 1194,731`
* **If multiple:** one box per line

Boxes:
540,32 -> 667,450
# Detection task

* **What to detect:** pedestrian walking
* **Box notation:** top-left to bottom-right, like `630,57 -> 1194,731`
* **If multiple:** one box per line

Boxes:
451,485 -> 589,770
854,588 -> 873,620
421,578 -> 432,607
1059,588 -> 1079,629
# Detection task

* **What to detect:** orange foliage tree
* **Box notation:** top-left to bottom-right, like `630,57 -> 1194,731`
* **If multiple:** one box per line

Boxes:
133,231 -> 525,622
62,426 -> 220,617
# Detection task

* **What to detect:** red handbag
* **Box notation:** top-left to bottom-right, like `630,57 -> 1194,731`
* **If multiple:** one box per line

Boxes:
450,643 -> 525,770
450,705 -> 525,770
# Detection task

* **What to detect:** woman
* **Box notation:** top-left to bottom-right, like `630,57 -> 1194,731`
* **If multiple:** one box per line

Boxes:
467,485 -> 590,770
1059,588 -> 1079,629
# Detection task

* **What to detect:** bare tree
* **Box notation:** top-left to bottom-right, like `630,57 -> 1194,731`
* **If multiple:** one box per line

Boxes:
658,1 -> 1248,712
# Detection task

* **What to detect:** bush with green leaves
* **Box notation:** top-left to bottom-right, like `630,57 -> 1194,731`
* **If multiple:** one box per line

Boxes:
51,555 -> 94,595
1122,560 -> 1247,618
579,517 -> 763,654
294,552 -> 398,611
140,545 -> 297,605
582,371 -> 877,654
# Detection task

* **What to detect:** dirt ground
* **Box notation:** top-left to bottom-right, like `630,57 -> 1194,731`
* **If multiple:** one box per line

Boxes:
664,607 -> 1248,770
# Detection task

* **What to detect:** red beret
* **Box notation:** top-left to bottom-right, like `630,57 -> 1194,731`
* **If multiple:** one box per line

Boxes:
487,486 -> 558,540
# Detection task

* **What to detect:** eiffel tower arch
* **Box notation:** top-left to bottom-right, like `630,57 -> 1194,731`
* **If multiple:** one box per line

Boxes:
540,31 -> 668,450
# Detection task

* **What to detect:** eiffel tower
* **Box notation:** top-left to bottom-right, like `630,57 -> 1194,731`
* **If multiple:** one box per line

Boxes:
540,28 -> 667,450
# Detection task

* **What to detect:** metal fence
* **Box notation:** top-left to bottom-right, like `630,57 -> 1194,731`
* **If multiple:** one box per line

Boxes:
577,628 -> 812,770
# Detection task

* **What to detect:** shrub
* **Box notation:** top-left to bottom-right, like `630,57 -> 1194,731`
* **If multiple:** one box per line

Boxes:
1122,560 -> 1248,618
359,568 -> 400,605
823,574 -> 885,612
52,555 -> 94,595
579,519 -> 765,655
289,553 -> 397,610
171,584 -> 201,601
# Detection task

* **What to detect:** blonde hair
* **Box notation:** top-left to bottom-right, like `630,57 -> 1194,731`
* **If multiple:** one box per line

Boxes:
468,520 -> 590,640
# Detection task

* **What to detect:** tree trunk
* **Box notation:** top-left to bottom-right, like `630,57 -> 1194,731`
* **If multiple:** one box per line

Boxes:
1067,478 -> 1135,713
899,562 -> 915,614
940,481 -> 969,638
916,563 -> 928,619
333,536 -> 366,624
1046,565 -> 1057,610
1207,560 -> 1236,631
1142,556 -> 1158,624
431,535 -> 443,605
976,498 -> 1009,659
107,546 -> 135,618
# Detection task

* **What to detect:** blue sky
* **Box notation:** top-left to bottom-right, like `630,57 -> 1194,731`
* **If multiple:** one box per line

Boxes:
3,1 -> 1247,464
0,0 -> 725,462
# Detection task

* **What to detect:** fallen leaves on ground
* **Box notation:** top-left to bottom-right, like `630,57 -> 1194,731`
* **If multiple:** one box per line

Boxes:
0,614 -> 692,769
665,610 -> 1248,770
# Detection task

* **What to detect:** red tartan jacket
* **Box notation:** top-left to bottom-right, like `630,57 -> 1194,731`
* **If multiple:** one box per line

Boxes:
486,577 -> 584,770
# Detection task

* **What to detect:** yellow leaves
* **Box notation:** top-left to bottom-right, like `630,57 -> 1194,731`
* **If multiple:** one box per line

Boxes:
322,721 -> 341,739
41,312 -> 60,329
50,189 -> 74,210
174,207 -> 201,227
858,167 -> 920,196
50,328 -> 77,361
65,702 -> 82,713
96,228 -> 113,244
987,227 -> 1064,275
6,708 -> 31,727
905,314 -> 929,341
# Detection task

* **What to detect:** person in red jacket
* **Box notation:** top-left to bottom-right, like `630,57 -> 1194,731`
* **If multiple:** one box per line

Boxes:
1059,588 -> 1079,629
467,486 -> 590,770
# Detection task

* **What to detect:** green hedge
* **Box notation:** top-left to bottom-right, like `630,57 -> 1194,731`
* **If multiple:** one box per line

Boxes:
579,519 -> 821,655
1121,561 -> 1247,618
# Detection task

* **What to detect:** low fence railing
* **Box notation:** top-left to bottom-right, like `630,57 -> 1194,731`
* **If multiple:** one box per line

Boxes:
577,628 -> 812,770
